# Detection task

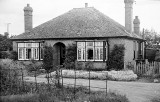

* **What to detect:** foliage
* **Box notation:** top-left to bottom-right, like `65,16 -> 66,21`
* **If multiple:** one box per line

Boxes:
63,43 -> 77,69
9,51 -> 18,60
43,45 -> 54,71
0,94 -> 39,102
143,29 -> 160,49
0,51 -> 18,60
155,50 -> 160,62
0,86 -> 129,102
22,60 -> 43,72
151,97 -> 160,102
0,59 -> 26,95
0,33 -> 12,51
108,44 -> 125,70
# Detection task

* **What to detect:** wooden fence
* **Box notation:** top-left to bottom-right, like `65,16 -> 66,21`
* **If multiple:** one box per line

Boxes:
132,60 -> 160,76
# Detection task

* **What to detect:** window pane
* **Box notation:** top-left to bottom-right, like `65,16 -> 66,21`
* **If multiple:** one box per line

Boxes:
32,43 -> 39,47
95,48 -> 99,60
95,42 -> 103,46
86,42 -> 94,46
100,48 -> 103,60
78,48 -> 82,60
18,48 -> 23,59
40,47 -> 43,59
34,48 -> 39,59
18,43 -> 25,47
77,42 -> 85,47
25,43 -> 32,47
26,48 -> 32,59
87,48 -> 93,60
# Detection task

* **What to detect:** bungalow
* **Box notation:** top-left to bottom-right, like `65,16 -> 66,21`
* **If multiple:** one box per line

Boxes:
12,0 -> 145,69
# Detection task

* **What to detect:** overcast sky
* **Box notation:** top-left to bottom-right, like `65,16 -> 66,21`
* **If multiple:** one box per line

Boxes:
0,0 -> 160,36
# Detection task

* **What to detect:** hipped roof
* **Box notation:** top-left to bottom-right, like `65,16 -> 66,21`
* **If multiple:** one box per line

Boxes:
12,7 -> 143,40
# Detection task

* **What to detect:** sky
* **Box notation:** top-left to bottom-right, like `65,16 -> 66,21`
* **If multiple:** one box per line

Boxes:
0,0 -> 160,36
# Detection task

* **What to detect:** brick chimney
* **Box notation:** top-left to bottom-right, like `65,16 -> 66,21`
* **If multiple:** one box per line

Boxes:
133,16 -> 140,35
124,0 -> 134,34
24,4 -> 33,32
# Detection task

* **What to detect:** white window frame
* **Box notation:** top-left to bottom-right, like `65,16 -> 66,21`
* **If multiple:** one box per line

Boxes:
18,42 -> 42,60
77,41 -> 107,61
77,42 -> 85,61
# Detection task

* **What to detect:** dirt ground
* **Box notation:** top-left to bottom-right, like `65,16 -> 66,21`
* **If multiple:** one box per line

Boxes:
24,77 -> 160,102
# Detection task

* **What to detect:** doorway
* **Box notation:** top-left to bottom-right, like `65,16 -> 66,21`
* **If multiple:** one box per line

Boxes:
53,42 -> 66,66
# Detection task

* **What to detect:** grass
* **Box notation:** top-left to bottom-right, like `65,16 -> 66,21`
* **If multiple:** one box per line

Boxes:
0,85 -> 129,102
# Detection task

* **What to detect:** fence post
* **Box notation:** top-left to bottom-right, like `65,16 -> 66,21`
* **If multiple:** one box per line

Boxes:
74,62 -> 76,99
21,67 -> 24,92
89,64 -> 91,97
106,72 -> 108,96
34,70 -> 38,91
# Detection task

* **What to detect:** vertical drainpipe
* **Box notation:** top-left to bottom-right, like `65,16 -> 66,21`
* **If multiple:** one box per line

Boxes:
106,40 -> 110,70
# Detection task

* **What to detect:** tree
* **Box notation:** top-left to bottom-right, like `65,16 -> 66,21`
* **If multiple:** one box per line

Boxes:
143,29 -> 160,49
0,33 -> 12,51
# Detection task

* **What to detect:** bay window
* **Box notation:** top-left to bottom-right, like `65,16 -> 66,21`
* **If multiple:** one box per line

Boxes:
77,41 -> 107,61
18,42 -> 43,60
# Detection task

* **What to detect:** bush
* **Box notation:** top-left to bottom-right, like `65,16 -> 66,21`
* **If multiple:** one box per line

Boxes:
9,51 -> 18,60
108,44 -> 125,70
22,60 -> 43,72
43,45 -> 54,71
151,97 -> 160,102
0,51 -> 10,59
0,94 -> 39,102
155,50 -> 160,62
0,86 -> 129,102
0,51 -> 18,60
63,43 -> 77,69
0,59 -> 27,95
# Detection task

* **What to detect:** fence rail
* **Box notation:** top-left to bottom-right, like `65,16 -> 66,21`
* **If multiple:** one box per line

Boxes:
132,60 -> 160,76
0,65 -> 108,96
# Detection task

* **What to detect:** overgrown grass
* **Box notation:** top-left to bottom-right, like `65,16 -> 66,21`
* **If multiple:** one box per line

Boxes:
0,85 -> 129,102
151,97 -> 160,102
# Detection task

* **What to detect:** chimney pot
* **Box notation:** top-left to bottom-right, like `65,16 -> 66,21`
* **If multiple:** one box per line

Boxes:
85,3 -> 88,8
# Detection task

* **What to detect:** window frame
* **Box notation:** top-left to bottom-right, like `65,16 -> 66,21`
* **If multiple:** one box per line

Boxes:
17,42 -> 43,61
77,41 -> 107,62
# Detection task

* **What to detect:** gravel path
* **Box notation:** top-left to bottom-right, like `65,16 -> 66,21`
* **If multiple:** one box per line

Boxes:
24,77 -> 160,102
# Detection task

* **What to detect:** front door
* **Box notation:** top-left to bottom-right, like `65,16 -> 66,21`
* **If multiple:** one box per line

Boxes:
53,42 -> 66,67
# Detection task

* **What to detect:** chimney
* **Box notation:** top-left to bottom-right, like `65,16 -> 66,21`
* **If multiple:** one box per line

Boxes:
124,0 -> 134,34
133,16 -> 140,35
24,4 -> 33,32
85,3 -> 88,8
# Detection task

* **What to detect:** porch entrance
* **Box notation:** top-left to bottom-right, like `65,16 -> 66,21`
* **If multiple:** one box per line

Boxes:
53,42 -> 66,66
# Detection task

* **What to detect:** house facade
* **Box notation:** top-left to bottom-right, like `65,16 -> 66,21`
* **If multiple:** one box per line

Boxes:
12,1 -> 145,69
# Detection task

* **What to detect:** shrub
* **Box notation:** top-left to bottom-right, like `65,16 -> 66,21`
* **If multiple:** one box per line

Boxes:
63,43 -> 77,69
108,44 -> 125,70
155,50 -> 160,62
23,60 -> 43,72
151,97 -> 160,102
0,51 -> 18,60
43,45 -> 54,71
0,51 -> 10,59
9,51 -> 18,60
0,59 -> 26,95
0,94 -> 39,102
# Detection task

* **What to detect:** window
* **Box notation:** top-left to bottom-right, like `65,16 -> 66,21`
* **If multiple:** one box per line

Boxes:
77,42 -> 85,61
77,41 -> 107,61
86,42 -> 94,61
18,42 -> 43,60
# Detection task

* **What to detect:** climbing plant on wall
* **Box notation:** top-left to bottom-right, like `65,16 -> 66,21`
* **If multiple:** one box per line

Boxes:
63,43 -> 77,69
108,44 -> 125,70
